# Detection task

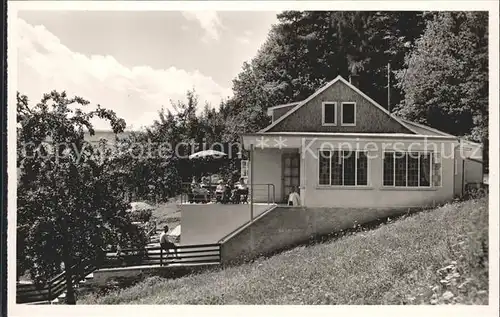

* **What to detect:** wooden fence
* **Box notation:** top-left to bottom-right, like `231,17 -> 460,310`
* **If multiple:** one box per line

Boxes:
17,243 -> 221,304
16,260 -> 98,304
101,243 -> 222,268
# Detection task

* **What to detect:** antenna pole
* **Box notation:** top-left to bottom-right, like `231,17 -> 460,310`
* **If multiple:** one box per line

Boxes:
387,63 -> 391,112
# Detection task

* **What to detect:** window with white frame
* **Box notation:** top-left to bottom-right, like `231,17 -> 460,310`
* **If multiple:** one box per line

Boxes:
383,151 -> 437,187
341,102 -> 356,125
322,102 -> 337,125
318,150 -> 368,186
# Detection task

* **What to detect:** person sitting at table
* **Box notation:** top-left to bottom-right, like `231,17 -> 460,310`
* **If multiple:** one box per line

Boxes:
215,180 -> 225,193
201,176 -> 210,188
222,181 -> 233,203
236,177 -> 248,191
215,180 -> 225,202
236,178 -> 249,203
191,182 -> 209,202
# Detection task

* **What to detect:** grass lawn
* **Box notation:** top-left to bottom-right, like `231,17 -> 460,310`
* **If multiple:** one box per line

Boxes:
150,199 -> 181,230
80,196 -> 488,305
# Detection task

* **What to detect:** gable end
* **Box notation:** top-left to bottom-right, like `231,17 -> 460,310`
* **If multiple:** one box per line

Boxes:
262,76 -> 417,134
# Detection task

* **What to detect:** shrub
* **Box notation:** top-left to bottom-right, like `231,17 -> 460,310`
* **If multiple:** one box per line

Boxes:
464,183 -> 488,200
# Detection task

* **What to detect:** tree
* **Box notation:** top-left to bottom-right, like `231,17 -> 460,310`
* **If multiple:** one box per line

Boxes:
395,12 -> 488,167
227,11 -> 427,134
17,91 -> 147,304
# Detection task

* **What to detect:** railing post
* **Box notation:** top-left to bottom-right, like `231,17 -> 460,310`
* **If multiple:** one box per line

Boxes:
273,184 -> 275,204
267,184 -> 269,205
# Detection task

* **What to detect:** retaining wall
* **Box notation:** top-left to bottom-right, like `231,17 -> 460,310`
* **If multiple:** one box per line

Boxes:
180,203 -> 273,245
220,206 -> 420,265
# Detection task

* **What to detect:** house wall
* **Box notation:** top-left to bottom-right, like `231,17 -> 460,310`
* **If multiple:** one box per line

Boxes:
465,159 -> 483,184
453,143 -> 483,196
302,138 -> 456,208
247,137 -> 457,208
180,203 -> 273,245
221,206 -> 414,265
268,80 -> 413,134
454,150 -> 465,197
249,148 -> 282,203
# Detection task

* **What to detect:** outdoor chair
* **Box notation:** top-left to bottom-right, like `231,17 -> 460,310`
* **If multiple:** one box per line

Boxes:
239,188 -> 249,204
230,190 -> 240,204
219,186 -> 232,204
215,191 -> 224,203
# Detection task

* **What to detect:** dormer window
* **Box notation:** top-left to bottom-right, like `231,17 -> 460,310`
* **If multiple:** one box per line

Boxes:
322,102 -> 337,126
341,102 -> 356,126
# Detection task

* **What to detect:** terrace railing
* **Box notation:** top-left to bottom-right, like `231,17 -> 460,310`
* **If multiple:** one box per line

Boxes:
101,243 -> 221,268
17,243 -> 221,304
180,182 -> 275,205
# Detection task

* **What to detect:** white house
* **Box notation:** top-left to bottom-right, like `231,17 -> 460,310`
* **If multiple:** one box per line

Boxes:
241,76 -> 483,208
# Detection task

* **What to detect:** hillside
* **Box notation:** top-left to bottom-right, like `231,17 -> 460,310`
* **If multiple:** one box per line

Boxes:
80,197 -> 488,305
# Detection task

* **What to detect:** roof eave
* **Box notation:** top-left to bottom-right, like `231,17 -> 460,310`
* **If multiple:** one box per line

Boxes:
242,131 -> 459,141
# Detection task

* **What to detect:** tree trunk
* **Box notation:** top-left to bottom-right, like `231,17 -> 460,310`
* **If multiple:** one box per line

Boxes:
61,226 -> 76,304
63,259 -> 76,305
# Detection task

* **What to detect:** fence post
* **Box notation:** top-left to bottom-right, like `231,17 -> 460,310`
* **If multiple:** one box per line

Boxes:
160,247 -> 163,267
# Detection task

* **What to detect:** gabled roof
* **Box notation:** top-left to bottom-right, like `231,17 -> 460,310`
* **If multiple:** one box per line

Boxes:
260,75 -> 419,134
266,102 -> 301,117
399,119 -> 454,137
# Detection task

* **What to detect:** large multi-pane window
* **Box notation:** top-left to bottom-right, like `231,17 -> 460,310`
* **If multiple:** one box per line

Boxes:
318,150 -> 368,186
383,151 -> 436,187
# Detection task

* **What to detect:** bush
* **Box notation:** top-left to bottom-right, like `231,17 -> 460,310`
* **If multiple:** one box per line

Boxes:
129,209 -> 153,223
464,183 -> 488,200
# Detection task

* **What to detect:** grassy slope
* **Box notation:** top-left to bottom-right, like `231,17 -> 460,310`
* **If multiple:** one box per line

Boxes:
150,200 -> 181,230
81,197 -> 488,305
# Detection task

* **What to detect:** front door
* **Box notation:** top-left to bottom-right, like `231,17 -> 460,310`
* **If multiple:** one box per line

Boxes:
282,153 -> 300,203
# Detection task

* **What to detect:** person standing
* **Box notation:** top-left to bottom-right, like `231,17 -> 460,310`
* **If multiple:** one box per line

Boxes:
288,186 -> 301,206
159,225 -> 177,265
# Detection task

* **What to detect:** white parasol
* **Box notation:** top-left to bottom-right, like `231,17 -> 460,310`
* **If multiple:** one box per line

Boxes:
188,149 -> 227,159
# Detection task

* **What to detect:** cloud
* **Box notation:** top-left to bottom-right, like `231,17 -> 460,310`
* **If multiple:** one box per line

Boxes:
181,11 -> 223,42
15,18 -> 232,131
235,30 -> 254,45
236,36 -> 251,45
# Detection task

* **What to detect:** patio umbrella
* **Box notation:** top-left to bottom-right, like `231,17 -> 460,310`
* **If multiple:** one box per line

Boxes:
127,201 -> 155,212
188,149 -> 227,159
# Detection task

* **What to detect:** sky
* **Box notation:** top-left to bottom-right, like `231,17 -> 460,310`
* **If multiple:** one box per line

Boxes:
15,11 -> 279,130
